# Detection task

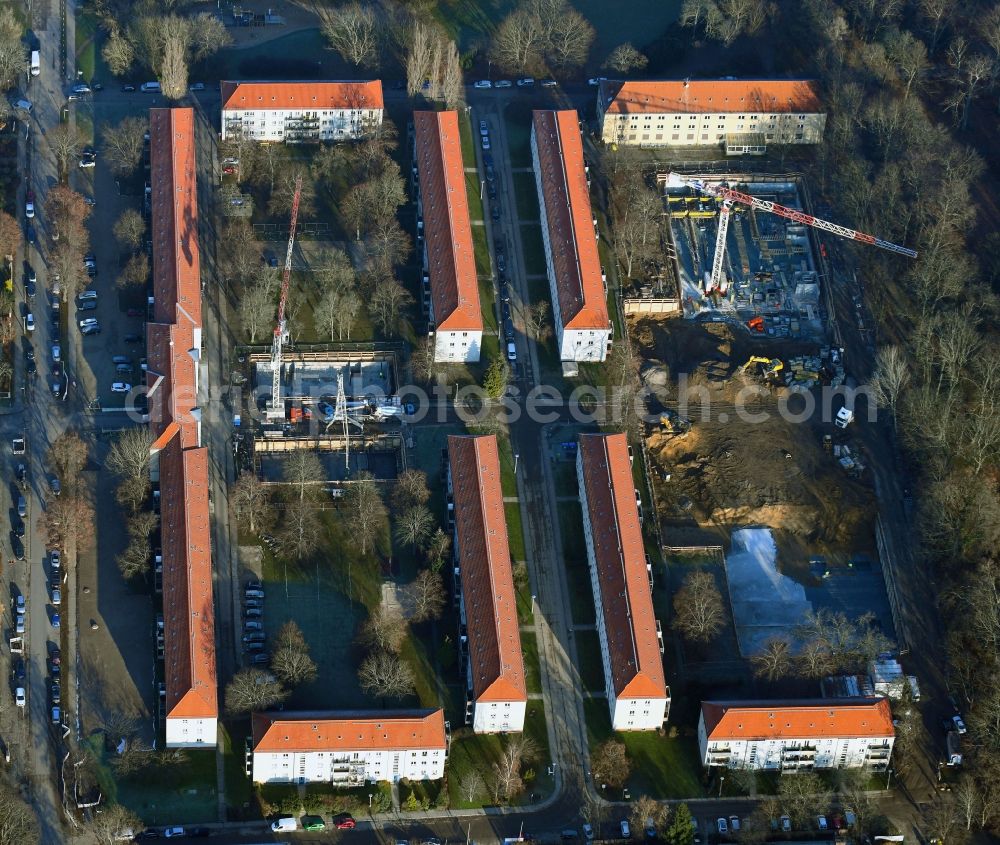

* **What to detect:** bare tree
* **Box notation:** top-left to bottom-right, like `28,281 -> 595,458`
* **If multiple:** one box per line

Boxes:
279,497 -> 322,560
410,336 -> 436,384
629,794 -> 668,835
491,7 -> 546,74
225,668 -> 288,715
752,637 -> 792,681
885,30 -> 929,101
0,10 -> 26,90
106,427 -> 152,500
102,26 -> 135,77
271,621 -> 318,686
456,769 -> 486,804
871,345 -> 910,432
283,450 -> 325,503
592,739 -> 631,789
672,570 -> 725,642
358,601 -> 408,654
603,42 -> 648,73
49,432 -> 89,491
918,0 -> 955,54
102,116 -> 148,177
45,185 -> 91,251
118,253 -> 150,290
393,469 -> 431,510
38,494 -> 97,555
524,300 -> 553,342
405,569 -> 446,622
358,652 -> 415,700
319,3 -> 381,67
131,13 -> 230,99
113,208 -> 147,253
89,803 -> 143,845
269,166 -> 317,219
945,48 -> 996,130
369,276 -> 412,335
544,4 -> 595,69
0,211 -> 21,260
0,774 -> 40,841
440,39 -> 465,110
116,534 -> 151,580
395,506 -> 434,552
230,474 -> 272,535
425,528 -> 452,571
220,220 -> 262,284
491,734 -> 538,803
406,20 -> 435,96
778,771 -> 831,826
239,271 -> 277,343
346,471 -> 386,555
316,287 -> 362,341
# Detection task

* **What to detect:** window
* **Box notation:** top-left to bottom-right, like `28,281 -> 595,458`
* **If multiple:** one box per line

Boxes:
687,133 -> 694,140
671,134 -> 679,140
701,133 -> 708,140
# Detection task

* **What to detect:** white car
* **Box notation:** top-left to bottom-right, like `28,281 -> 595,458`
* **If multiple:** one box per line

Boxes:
540,79 -> 557,87
78,158 -> 95,169
15,595 -> 24,614
51,586 -> 61,606
473,80 -> 492,89
25,201 -> 34,218
51,550 -> 61,569
14,688 -> 25,707
495,79 -> 512,88
163,827 -> 186,838
479,119 -> 488,136
15,614 -> 24,634
78,317 -> 98,328
111,382 -> 131,393
481,135 -> 490,150
51,343 -> 60,361
717,819 -> 728,835
516,77 -> 535,86
25,313 -> 34,332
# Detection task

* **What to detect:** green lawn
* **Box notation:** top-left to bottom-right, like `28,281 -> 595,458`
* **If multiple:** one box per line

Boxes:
497,433 -> 518,496
574,629 -> 605,692
503,106 -> 533,169
519,224 -> 547,277
521,630 -> 541,694
220,721 -> 256,820
505,502 -> 527,562
552,459 -> 579,497
514,561 -> 534,624
583,700 -> 706,800
512,172 -> 540,221
75,10 -> 96,81
557,502 -> 595,624
472,223 -> 492,278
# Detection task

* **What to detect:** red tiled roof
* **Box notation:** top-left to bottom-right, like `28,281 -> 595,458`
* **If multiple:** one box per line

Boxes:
146,318 -> 200,450
414,111 -> 482,333
532,110 -> 607,331
578,433 -> 666,701
161,438 -> 217,720
252,709 -> 447,753
600,79 -> 823,116
448,436 -> 526,703
149,108 -> 201,328
221,80 -> 384,112
702,699 -> 895,741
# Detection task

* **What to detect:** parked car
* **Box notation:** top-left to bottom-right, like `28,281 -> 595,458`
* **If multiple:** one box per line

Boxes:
51,612 -> 60,628
516,77 -> 535,86
495,79 -> 512,88
50,550 -> 61,569
245,588 -> 265,599
620,820 -> 631,839
78,157 -> 95,169
780,816 -> 791,832
15,595 -> 24,614
14,688 -> 25,707
583,824 -> 594,841
51,585 -> 61,606
473,80 -> 492,89
540,79 -> 557,87
71,83 -> 91,94
51,706 -> 60,724
244,620 -> 263,631
121,84 -> 136,92
78,317 -> 99,329
242,632 -> 266,643
15,614 -> 24,634
163,828 -> 186,838
717,819 -> 728,835
250,652 -> 270,665
333,814 -> 356,830
481,135 -> 490,150
17,495 -> 26,517
817,816 -> 828,831
50,685 -> 61,707
25,313 -> 34,332
479,120 -> 489,136
729,817 -> 740,832
25,201 -> 33,218
111,382 -> 131,393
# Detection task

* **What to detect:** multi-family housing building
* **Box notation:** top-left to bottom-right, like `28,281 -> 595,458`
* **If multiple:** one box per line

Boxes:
147,108 -> 217,748
448,435 -> 527,732
597,79 -> 826,153
531,110 -> 611,363
250,709 -> 448,784
698,699 -> 895,771
414,111 -> 482,363
220,80 -> 384,142
577,433 -> 668,731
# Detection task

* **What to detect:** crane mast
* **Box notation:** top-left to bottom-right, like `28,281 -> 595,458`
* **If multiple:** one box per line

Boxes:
267,174 -> 303,419
660,172 -> 917,294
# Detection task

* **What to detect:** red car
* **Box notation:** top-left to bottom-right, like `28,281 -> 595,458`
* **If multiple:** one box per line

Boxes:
333,814 -> 356,830
222,165 -> 236,175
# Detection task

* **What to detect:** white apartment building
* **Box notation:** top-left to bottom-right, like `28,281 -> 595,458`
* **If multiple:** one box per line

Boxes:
577,433 -> 669,731
597,79 -> 826,152
448,435 -> 527,733
699,699 -> 895,771
414,111 -> 482,363
220,80 -> 384,142
531,110 -> 611,363
251,710 -> 448,784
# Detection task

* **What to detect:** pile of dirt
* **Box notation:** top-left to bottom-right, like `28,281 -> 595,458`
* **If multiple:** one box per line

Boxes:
632,316 -> 875,555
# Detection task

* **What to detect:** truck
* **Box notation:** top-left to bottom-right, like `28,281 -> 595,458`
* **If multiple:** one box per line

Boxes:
30,50 -> 39,77
11,435 -> 25,455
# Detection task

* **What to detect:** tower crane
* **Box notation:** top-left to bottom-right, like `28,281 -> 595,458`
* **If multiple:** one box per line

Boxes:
659,172 -> 917,294
267,174 -> 303,420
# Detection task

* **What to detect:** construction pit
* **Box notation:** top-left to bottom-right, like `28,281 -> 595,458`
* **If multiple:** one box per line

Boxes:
633,317 -> 877,572
242,349 -> 406,481
661,173 -> 825,339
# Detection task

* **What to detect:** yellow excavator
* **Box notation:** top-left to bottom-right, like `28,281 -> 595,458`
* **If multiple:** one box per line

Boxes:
741,356 -> 784,382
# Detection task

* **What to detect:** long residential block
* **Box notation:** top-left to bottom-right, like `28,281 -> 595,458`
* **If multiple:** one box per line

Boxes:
251,709 -> 448,784
699,699 -> 895,771
448,435 -> 526,732
577,433 -> 668,731
148,108 -> 217,748
221,80 -> 383,142
414,111 -> 482,363
531,110 -> 610,363
597,79 -> 826,152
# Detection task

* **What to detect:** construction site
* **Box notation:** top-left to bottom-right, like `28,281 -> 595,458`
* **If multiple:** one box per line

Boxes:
236,176 -> 407,483
632,171 -> 916,587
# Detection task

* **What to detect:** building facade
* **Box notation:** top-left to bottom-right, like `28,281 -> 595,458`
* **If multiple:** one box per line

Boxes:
577,434 -> 669,731
221,80 -> 383,142
414,112 -> 482,363
251,710 -> 448,784
597,79 -> 826,151
448,435 -> 527,732
148,108 -> 217,748
698,699 -> 895,771
531,110 -> 611,363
